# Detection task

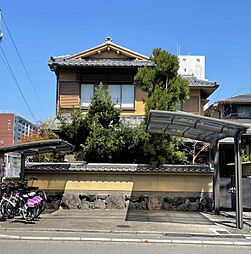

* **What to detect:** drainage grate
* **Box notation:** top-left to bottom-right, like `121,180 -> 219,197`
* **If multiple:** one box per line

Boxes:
116,225 -> 130,228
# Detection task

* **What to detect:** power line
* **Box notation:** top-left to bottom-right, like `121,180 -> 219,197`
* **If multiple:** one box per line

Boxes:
1,13 -> 47,118
0,46 -> 37,122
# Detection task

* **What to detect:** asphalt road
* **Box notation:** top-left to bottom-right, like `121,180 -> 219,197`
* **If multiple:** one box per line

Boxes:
0,241 -> 250,254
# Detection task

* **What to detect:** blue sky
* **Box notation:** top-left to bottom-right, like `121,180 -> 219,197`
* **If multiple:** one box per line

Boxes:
0,0 -> 250,123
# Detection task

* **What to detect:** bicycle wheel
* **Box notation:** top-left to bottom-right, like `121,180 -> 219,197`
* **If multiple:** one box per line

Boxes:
0,202 -> 5,220
36,201 -> 47,217
3,201 -> 14,218
21,206 -> 36,221
37,190 -> 47,201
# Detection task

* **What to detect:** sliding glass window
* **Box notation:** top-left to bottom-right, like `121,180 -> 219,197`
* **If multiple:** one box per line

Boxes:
81,84 -> 94,107
81,84 -> 135,110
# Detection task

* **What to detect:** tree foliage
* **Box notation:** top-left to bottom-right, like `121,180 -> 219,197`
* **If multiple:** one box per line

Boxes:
19,121 -> 60,162
134,48 -> 189,165
134,48 -> 189,113
59,108 -> 89,152
59,49 -> 190,165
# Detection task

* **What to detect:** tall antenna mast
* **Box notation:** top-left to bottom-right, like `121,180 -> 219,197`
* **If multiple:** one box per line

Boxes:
0,9 -> 3,41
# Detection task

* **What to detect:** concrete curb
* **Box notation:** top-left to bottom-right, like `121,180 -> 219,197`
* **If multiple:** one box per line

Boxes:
0,227 -> 246,239
1,233 -> 251,246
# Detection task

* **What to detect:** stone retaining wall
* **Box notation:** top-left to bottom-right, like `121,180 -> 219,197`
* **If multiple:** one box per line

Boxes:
46,192 -> 213,212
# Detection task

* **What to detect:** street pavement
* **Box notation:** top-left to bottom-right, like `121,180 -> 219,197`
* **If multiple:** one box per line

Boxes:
0,240 -> 251,254
0,209 -> 251,246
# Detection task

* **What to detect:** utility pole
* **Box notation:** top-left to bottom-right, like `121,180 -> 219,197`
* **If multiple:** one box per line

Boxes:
0,9 -> 3,41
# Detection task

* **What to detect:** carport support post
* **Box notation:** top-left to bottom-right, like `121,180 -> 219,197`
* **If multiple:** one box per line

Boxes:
0,154 -> 4,182
213,141 -> 220,215
19,153 -> 25,180
234,133 -> 243,229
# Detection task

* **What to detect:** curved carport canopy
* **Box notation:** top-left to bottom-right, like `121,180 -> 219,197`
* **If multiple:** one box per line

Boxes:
0,139 -> 73,180
147,110 -> 250,229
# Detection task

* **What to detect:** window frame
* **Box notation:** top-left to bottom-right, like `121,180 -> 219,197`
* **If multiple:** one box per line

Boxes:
80,83 -> 135,110
108,83 -> 135,110
80,84 -> 95,108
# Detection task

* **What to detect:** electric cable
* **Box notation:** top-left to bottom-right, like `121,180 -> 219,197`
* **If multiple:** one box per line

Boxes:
0,46 -> 37,122
1,13 -> 47,118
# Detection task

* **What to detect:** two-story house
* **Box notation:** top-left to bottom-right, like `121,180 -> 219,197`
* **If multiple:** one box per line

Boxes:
23,39 -> 220,211
48,37 -> 219,123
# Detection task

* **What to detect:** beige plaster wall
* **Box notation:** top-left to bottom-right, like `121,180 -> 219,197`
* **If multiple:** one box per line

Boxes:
26,172 -> 213,193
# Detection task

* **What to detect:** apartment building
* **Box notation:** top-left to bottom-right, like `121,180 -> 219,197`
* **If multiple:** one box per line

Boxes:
0,112 -> 36,147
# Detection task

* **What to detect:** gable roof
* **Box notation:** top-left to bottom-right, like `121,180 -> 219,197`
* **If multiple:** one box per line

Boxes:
49,37 -> 154,71
69,37 -> 150,60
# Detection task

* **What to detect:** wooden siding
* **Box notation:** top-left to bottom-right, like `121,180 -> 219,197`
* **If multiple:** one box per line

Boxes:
90,51 -> 129,59
59,82 -> 80,108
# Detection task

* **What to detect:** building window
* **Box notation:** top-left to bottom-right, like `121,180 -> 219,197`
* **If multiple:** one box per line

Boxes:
225,105 -> 251,119
81,84 -> 135,110
121,85 -> 134,109
108,84 -> 134,109
109,85 -> 121,107
81,84 -> 94,107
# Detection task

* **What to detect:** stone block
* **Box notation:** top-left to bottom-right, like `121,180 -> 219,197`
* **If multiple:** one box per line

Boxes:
105,195 -> 126,209
163,202 -> 175,211
79,200 -> 90,210
139,200 -> 147,210
177,200 -> 190,211
148,196 -> 162,210
61,194 -> 81,209
94,199 -> 106,209
200,197 -> 213,212
189,200 -> 200,211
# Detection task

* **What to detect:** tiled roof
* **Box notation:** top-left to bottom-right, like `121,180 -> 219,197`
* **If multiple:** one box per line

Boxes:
219,93 -> 251,103
182,75 -> 218,88
25,163 -> 213,174
49,58 -> 154,68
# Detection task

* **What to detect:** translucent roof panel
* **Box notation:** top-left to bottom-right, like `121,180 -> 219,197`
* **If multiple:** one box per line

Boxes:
0,139 -> 73,156
147,110 -> 250,144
